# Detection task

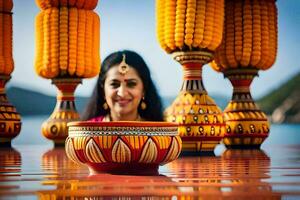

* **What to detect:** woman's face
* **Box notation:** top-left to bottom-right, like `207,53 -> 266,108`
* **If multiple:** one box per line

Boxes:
104,65 -> 144,119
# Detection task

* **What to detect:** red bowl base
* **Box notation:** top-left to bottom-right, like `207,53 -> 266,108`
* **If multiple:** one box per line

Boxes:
88,163 -> 159,175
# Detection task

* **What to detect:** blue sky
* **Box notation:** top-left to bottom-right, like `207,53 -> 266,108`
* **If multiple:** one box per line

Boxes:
9,0 -> 300,100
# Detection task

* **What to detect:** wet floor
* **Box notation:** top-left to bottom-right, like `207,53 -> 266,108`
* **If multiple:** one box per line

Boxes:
0,143 -> 300,199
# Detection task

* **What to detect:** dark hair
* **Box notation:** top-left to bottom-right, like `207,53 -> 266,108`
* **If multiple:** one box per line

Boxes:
81,50 -> 164,121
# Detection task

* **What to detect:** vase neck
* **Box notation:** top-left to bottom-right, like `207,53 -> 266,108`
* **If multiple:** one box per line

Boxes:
52,78 -> 81,101
182,63 -> 203,80
181,63 -> 206,93
225,69 -> 258,102
0,76 -> 10,102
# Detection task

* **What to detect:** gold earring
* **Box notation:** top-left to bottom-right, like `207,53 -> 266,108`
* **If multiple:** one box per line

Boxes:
103,102 -> 108,110
141,98 -> 147,110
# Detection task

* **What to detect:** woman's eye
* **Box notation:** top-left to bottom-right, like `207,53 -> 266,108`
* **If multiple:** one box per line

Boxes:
127,81 -> 137,88
110,82 -> 120,88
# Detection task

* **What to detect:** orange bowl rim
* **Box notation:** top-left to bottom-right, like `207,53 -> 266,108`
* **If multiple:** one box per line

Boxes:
67,121 -> 178,127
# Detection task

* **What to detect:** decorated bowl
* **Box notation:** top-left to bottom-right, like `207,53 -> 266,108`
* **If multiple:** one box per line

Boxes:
65,121 -> 182,174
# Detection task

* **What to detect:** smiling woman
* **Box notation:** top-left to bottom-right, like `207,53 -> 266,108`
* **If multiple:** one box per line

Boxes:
81,50 -> 164,121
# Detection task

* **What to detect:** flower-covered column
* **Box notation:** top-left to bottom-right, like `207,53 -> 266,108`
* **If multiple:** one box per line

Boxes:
0,0 -> 21,146
211,0 -> 278,148
156,0 -> 225,153
35,0 -> 100,145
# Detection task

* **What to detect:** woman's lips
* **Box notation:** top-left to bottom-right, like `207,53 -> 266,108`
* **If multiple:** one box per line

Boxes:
115,99 -> 131,106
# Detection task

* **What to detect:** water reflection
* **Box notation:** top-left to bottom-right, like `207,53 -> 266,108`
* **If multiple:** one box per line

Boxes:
39,148 -> 179,198
164,150 -> 283,199
41,147 -> 88,179
221,149 -> 281,199
0,147 -> 21,192
37,173 -> 178,199
0,145 -> 299,199
167,155 -> 225,197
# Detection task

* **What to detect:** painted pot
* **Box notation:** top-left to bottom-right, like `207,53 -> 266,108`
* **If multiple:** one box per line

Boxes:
65,121 -> 182,174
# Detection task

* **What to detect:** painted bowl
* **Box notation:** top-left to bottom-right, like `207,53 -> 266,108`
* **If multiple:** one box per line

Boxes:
65,121 -> 182,174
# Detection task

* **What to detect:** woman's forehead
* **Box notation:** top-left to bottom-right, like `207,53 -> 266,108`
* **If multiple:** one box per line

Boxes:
106,65 -> 141,80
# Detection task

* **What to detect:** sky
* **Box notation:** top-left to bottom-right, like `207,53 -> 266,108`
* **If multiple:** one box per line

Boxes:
9,0 -> 300,100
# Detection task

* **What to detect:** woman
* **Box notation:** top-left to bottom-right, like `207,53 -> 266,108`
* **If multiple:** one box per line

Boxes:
81,50 -> 164,121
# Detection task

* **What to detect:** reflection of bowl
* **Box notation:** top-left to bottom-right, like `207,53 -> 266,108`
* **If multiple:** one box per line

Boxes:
37,174 -> 178,198
65,121 -> 182,174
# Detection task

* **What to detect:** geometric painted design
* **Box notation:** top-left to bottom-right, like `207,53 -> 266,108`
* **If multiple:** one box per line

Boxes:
112,138 -> 131,163
139,138 -> 158,163
73,136 -> 90,150
85,138 -> 107,163
65,138 -> 84,165
165,90 -> 225,152
162,136 -> 181,164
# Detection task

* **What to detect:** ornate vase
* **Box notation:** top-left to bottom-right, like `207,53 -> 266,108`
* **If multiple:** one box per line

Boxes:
0,76 -> 21,146
156,0 -> 225,153
65,121 -> 182,174
41,78 -> 81,145
211,0 -> 278,148
0,0 -> 22,146
35,0 -> 100,144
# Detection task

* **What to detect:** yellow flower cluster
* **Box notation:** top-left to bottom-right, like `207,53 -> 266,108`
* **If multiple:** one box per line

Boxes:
213,0 -> 278,71
36,0 -> 98,10
0,0 -> 14,76
156,0 -> 224,53
35,7 -> 100,79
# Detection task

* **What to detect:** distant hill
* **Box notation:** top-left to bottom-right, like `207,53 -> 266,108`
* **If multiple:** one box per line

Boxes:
8,75 -> 298,123
7,86 -> 89,115
258,72 -> 300,123
6,86 -> 228,116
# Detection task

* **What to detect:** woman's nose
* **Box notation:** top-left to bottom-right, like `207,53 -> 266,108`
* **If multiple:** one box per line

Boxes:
117,84 -> 128,97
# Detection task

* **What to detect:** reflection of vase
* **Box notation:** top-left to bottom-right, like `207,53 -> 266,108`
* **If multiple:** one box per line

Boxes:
0,147 -> 22,193
41,78 -> 81,145
221,149 -> 276,197
165,149 -> 279,199
222,69 -> 269,148
211,0 -> 278,148
165,52 -> 225,153
0,76 -> 21,146
167,155 -> 224,195
42,147 -> 85,176
0,147 -> 21,176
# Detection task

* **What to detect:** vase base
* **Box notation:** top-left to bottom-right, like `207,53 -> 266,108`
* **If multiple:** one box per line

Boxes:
225,144 -> 261,149
223,136 -> 266,148
88,163 -> 159,175
54,140 -> 66,147
0,141 -> 11,148
181,140 -> 220,153
180,151 -> 215,157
